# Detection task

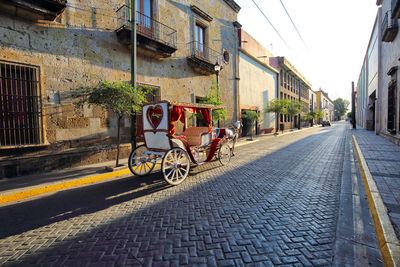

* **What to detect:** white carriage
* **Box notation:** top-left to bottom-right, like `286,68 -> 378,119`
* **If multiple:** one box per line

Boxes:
128,101 -> 240,185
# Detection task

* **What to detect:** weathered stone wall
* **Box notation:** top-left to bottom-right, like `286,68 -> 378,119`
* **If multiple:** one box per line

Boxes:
0,0 -> 132,149
136,0 -> 239,126
0,0 -> 239,152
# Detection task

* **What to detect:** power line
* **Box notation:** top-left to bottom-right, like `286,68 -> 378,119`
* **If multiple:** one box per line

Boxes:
251,0 -> 292,51
278,0 -> 308,49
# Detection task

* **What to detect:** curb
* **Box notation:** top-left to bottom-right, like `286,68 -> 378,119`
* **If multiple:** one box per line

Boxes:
0,168 -> 131,205
352,135 -> 400,266
236,124 -> 320,145
0,126 -> 319,206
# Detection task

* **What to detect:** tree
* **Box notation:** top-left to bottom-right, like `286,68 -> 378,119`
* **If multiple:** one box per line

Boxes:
304,111 -> 314,126
314,110 -> 324,123
73,81 -> 152,167
241,110 -> 260,140
334,98 -> 350,120
198,81 -> 227,125
347,112 -> 352,119
285,100 -> 303,130
264,99 -> 287,132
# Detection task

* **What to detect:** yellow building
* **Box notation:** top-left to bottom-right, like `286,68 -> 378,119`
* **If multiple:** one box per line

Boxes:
315,89 -> 334,122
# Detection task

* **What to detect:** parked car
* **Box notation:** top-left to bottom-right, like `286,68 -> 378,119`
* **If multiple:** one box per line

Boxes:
322,120 -> 331,127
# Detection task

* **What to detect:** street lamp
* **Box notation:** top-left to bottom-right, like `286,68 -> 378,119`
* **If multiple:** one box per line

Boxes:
214,61 -> 221,127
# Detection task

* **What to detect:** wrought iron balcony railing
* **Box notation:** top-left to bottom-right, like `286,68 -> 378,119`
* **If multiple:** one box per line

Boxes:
187,41 -> 222,64
381,11 -> 398,42
116,5 -> 177,49
186,41 -> 222,74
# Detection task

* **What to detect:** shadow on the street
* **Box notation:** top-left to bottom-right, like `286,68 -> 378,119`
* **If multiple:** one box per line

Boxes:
0,167 -> 110,192
0,171 -> 170,239
0,125 -> 351,265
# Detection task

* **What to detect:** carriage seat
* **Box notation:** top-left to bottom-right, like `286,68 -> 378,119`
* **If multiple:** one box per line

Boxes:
181,127 -> 211,147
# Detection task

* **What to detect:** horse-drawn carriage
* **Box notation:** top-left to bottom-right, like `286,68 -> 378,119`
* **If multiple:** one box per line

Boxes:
128,101 -> 240,185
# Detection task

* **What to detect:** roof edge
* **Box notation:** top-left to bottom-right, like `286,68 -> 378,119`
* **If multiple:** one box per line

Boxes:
223,0 -> 241,13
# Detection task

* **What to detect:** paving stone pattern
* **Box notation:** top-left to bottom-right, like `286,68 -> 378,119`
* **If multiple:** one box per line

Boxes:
0,127 -> 347,266
353,128 -> 400,241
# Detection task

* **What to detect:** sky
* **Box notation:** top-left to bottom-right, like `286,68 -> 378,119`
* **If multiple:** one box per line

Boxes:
235,0 -> 378,102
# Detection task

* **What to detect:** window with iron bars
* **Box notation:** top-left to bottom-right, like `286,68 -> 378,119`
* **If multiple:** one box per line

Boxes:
0,61 -> 44,147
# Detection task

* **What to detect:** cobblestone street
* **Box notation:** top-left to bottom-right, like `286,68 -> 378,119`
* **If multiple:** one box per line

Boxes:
0,123 -> 381,266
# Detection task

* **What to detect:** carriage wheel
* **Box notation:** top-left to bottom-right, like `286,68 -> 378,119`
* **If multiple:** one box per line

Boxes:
218,143 -> 231,165
128,145 -> 155,176
162,148 -> 190,185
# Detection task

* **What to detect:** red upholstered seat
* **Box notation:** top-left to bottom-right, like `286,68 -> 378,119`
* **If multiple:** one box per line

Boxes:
181,127 -> 210,146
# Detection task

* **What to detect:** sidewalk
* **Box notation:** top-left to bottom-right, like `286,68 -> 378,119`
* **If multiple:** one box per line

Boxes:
352,127 -> 400,265
0,125 -> 318,205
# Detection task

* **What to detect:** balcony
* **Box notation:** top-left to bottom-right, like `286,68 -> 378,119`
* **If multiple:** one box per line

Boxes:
392,0 -> 400,18
116,5 -> 177,58
0,0 -> 67,21
382,11 -> 398,42
187,41 -> 222,75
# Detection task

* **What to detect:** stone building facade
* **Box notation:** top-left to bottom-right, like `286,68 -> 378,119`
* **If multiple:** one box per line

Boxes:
376,0 -> 400,144
356,0 -> 400,145
238,29 -> 278,136
0,0 -> 240,177
270,56 -> 311,130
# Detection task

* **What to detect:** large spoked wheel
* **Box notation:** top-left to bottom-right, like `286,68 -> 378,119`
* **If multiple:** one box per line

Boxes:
218,143 -> 231,165
128,145 -> 155,176
161,148 -> 190,186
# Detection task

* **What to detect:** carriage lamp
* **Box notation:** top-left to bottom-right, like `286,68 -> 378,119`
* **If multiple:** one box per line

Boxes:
214,61 -> 221,97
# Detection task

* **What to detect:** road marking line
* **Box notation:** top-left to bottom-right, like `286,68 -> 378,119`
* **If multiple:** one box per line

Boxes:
0,168 -> 131,205
352,135 -> 400,267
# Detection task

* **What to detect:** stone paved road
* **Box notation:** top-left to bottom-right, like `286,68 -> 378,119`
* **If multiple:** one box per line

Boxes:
0,123 -> 381,266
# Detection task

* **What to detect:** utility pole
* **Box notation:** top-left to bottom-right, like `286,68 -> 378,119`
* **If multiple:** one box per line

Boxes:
352,81 -> 356,129
214,62 -> 221,128
131,0 -> 137,149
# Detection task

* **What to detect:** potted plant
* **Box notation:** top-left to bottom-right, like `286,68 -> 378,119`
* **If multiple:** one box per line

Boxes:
241,110 -> 260,140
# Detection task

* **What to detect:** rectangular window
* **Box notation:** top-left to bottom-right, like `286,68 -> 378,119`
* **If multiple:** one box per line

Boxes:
284,72 -> 287,88
137,0 -> 153,37
0,61 -> 43,146
195,23 -> 206,58
388,82 -> 396,132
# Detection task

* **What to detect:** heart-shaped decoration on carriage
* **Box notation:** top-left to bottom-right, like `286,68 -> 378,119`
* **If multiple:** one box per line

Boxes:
146,105 -> 164,130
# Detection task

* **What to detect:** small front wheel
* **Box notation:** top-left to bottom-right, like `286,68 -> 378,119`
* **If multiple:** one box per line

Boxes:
128,145 -> 155,176
162,148 -> 190,185
218,143 -> 231,165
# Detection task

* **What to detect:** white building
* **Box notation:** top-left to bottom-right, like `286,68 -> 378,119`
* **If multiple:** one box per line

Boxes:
356,16 -> 379,130
376,0 -> 400,145
238,29 -> 278,136
357,0 -> 400,145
